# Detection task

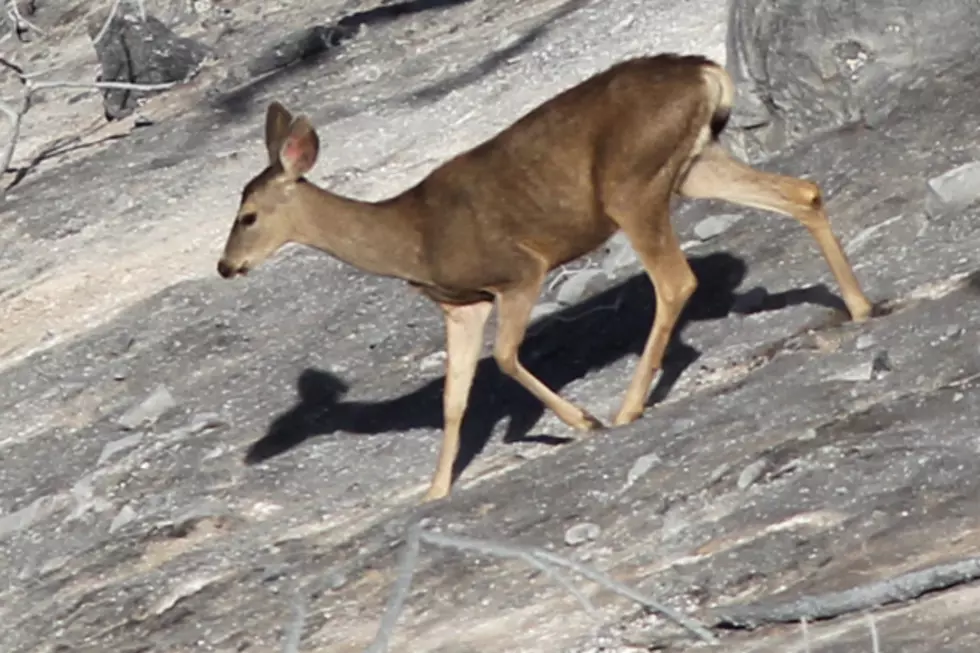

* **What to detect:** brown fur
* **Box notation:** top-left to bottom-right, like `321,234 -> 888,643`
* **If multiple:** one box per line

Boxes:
217,54 -> 873,502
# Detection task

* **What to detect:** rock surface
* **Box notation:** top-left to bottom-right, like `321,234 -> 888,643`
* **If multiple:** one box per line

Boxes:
725,0 -> 980,159
88,9 -> 209,119
1,0 -> 979,652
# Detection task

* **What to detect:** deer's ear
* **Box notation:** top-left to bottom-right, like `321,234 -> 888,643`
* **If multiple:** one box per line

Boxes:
265,101 -> 294,164
279,117 -> 319,180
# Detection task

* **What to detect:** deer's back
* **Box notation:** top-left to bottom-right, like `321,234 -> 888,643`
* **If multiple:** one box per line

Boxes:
409,54 -> 717,296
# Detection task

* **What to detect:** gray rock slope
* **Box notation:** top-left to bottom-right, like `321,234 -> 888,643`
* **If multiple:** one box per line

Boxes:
1,0 -> 979,651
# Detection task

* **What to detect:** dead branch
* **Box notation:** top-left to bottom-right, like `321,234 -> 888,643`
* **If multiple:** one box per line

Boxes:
0,55 -> 177,198
4,0 -> 42,41
707,556 -> 980,629
360,524 -> 719,653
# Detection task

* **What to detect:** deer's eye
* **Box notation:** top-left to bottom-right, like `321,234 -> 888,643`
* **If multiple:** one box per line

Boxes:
239,213 -> 257,227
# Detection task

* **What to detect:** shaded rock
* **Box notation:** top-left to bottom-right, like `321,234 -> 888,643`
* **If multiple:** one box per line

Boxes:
88,10 -> 209,120
97,433 -> 144,465
556,269 -> 608,306
732,286 -> 768,314
737,458 -> 768,490
117,385 -> 177,430
247,24 -> 356,77
564,522 -> 601,546
726,0 -> 980,158
694,213 -> 743,241
0,494 -> 69,538
925,162 -> 980,219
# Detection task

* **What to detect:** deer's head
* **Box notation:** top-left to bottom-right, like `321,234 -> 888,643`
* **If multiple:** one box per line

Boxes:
217,101 -> 320,279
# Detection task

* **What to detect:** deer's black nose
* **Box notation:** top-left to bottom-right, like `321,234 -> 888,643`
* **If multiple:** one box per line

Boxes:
217,260 -> 234,278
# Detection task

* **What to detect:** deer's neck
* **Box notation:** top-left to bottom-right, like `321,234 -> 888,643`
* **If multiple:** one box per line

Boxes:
289,181 -> 428,282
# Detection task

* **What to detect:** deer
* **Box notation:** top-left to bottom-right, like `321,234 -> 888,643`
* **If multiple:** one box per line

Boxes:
217,53 -> 874,502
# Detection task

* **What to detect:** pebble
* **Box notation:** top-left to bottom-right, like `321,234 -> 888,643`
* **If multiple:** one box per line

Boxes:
97,433 -> 144,465
564,522 -> 601,546
117,384 -> 176,430
708,461 -> 732,484
693,213 -> 743,241
826,359 -> 874,382
109,504 -> 138,534
600,232 -> 639,276
737,458 -> 768,490
625,453 -> 660,489
855,334 -> 877,350
925,161 -> 980,218
556,269 -> 608,306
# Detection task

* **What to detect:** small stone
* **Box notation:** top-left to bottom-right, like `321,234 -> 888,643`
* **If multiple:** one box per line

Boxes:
925,161 -> 980,219
564,522 -> 601,546
556,269 -> 608,306
708,461 -> 732,484
827,359 -> 874,382
737,458 -> 768,490
694,213 -> 743,240
117,385 -> 177,430
97,433 -> 144,465
530,301 -> 562,323
855,334 -> 877,350
625,453 -> 661,488
600,232 -> 640,276
109,504 -> 137,533
797,428 -> 818,441
944,325 -> 963,339
324,570 -> 348,591
419,350 -> 447,372
111,366 -> 128,381
189,412 -> 226,434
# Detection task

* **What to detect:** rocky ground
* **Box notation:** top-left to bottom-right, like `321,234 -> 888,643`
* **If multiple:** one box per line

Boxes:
1,1 -> 979,652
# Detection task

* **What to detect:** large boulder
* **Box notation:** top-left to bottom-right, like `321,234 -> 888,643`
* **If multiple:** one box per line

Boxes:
87,10 -> 209,120
724,0 -> 980,160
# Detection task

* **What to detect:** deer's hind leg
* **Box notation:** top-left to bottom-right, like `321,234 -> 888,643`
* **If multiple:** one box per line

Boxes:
679,142 -> 873,322
609,197 -> 698,427
491,248 -> 605,432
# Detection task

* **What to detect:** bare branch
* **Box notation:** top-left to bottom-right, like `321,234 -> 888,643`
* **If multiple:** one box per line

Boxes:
866,612 -> 880,653
0,95 -> 27,180
531,547 -> 719,644
365,521 -> 423,653
706,556 -> 980,629
6,0 -> 42,37
0,55 -> 24,76
92,0 -> 125,44
524,554 -> 601,622
419,530 -> 719,645
32,79 -> 176,92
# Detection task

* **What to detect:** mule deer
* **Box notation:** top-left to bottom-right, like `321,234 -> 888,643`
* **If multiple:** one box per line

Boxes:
217,54 -> 873,502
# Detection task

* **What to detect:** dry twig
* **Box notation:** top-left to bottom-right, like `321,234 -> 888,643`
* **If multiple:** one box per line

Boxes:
707,556 -> 980,629
355,524 -> 718,653
0,54 -> 175,197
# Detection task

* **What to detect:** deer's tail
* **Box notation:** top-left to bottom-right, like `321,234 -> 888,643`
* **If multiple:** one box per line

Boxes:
700,61 -> 735,137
